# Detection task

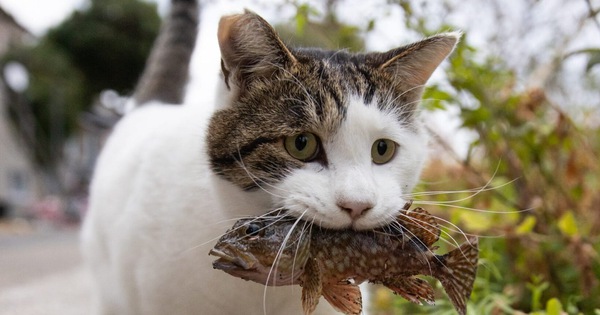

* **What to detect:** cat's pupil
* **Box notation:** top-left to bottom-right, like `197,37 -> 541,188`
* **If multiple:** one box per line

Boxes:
377,140 -> 388,156
295,135 -> 308,151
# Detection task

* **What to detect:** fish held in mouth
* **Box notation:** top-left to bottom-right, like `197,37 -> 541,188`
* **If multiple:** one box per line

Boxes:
209,206 -> 478,315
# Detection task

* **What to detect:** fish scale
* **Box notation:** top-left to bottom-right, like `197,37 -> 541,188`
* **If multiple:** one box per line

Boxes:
210,207 -> 478,315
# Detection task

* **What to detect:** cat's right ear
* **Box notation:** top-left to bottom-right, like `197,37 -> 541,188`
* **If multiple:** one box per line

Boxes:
218,10 -> 297,90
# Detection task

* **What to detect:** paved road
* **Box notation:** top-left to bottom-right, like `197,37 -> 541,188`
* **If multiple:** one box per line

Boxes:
0,222 -> 91,315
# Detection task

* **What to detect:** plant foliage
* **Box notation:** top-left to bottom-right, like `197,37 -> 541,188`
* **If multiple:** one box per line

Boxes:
1,0 -> 160,169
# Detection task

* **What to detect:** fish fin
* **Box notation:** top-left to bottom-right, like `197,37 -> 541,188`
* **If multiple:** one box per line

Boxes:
398,207 -> 440,247
301,258 -> 322,315
321,280 -> 362,315
435,237 -> 479,315
382,276 -> 436,305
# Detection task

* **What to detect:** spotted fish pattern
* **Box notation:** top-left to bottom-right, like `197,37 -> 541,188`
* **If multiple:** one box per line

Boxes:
209,207 -> 478,315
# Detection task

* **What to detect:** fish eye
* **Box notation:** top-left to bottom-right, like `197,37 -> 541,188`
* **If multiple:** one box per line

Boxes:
245,223 -> 262,236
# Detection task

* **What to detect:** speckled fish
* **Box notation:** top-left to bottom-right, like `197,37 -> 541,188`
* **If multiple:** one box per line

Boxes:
209,207 -> 478,315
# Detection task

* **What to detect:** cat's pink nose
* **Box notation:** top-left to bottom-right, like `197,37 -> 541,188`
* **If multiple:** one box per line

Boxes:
337,200 -> 373,219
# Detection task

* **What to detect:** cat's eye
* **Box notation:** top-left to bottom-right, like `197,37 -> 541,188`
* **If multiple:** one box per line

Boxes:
245,223 -> 262,236
284,133 -> 319,162
371,139 -> 396,164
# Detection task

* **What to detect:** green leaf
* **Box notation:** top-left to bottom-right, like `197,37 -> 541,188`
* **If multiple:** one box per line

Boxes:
294,3 -> 319,36
527,275 -> 549,311
557,211 -> 579,237
546,298 -> 563,315
422,86 -> 454,111
515,215 -> 537,235
295,13 -> 307,35
367,19 -> 376,32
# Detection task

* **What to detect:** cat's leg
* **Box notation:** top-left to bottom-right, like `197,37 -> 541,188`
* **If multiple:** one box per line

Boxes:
81,222 -> 131,315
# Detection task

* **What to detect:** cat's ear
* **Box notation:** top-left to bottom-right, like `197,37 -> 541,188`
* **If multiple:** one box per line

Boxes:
374,32 -> 461,89
218,10 -> 297,90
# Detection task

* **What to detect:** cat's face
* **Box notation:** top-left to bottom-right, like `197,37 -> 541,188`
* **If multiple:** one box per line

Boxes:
208,11 -> 459,230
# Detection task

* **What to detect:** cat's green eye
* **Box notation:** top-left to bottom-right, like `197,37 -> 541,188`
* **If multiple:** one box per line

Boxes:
284,133 -> 319,162
371,139 -> 396,164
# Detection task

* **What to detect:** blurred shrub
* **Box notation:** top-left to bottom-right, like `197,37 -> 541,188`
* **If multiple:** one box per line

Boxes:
1,0 -> 160,170
364,28 -> 596,315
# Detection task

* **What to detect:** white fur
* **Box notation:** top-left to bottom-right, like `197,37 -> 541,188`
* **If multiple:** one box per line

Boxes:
81,93 -> 428,314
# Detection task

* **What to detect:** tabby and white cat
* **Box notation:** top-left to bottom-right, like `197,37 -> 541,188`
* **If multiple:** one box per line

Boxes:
81,0 -> 459,314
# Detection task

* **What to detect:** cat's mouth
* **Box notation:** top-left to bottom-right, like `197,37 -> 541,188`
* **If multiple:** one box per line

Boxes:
284,207 -> 390,231
351,217 -> 390,231
351,201 -> 414,230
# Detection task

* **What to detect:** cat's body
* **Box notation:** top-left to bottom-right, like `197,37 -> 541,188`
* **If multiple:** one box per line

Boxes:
81,1 -> 459,314
82,103 -> 314,314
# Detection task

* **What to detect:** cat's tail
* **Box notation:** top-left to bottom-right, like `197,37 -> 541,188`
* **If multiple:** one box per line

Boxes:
132,0 -> 199,106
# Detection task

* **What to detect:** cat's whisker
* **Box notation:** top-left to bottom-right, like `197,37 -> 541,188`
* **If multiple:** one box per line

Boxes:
407,169 -> 500,198
437,227 -> 480,268
387,213 -> 439,274
209,208 -> 286,227
239,161 -> 295,195
418,213 -> 473,249
410,163 -> 507,202
231,146 -> 292,199
229,212 -> 294,244
263,210 -> 308,314
396,210 -> 480,274
413,201 -> 532,214
404,161 -> 527,215
374,213 -> 443,271
405,184 -> 511,197
382,83 -> 427,108
290,212 -> 313,294
175,208 -> 290,259
379,84 -> 428,120
397,201 -> 508,241
398,206 -> 495,242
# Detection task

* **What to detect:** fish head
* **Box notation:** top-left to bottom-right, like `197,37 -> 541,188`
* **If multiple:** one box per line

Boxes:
209,216 -> 311,285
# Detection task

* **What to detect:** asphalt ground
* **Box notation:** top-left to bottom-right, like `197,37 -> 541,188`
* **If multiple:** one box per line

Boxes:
0,220 -> 90,315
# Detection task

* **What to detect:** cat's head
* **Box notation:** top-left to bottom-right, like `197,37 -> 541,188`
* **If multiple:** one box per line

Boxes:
208,11 -> 459,230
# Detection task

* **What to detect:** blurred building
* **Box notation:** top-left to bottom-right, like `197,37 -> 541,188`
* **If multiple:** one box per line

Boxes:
0,6 -> 41,218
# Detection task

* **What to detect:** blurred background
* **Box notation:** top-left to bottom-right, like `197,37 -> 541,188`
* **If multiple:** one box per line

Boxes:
0,0 -> 598,314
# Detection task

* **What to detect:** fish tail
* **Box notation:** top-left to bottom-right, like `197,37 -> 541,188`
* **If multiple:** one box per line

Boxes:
434,237 -> 479,315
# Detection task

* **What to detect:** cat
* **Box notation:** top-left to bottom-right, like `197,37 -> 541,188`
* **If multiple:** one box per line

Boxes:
80,1 -> 460,314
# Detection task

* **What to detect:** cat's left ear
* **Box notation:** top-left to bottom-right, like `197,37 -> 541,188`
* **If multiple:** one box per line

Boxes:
374,32 -> 461,90
218,10 -> 297,90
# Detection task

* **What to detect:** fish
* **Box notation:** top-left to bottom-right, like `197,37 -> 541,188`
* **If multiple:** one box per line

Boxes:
209,205 -> 478,315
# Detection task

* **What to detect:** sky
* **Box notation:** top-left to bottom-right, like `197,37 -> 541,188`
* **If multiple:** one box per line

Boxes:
0,0 -> 87,35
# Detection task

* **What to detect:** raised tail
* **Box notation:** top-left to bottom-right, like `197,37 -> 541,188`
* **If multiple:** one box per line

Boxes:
434,237 -> 479,315
133,0 -> 199,105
